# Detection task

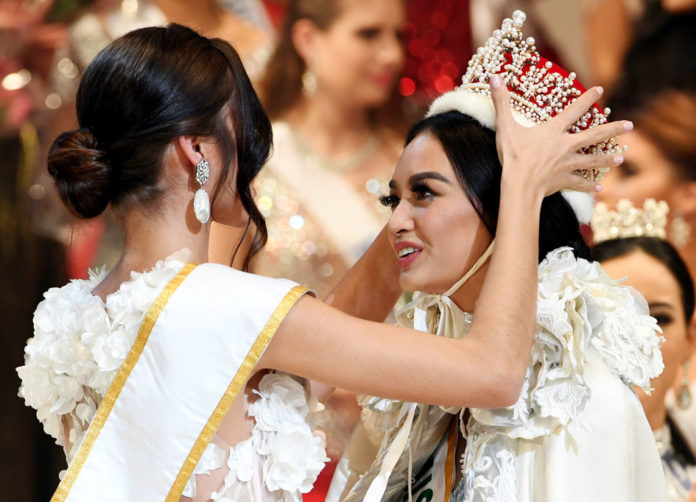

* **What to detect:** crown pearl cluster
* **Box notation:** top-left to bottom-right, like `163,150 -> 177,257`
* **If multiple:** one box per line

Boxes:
460,10 -> 623,182
591,198 -> 669,243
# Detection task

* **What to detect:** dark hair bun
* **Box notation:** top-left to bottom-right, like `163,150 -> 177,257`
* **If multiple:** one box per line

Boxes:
48,128 -> 112,218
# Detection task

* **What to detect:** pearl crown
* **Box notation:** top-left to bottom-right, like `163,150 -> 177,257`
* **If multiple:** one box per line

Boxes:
460,10 -> 622,182
592,198 -> 669,243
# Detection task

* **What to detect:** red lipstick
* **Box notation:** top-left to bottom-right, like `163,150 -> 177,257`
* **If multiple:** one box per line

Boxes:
394,240 -> 423,268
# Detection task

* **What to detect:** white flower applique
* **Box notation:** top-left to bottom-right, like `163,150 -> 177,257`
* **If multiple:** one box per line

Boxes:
461,247 -> 664,500
251,373 -> 328,497
17,254 -> 185,462
19,251 -> 327,501
191,373 -> 327,501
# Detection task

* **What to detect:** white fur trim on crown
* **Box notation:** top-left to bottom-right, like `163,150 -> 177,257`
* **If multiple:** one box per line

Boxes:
559,190 -> 594,224
426,88 -> 537,129
426,88 -> 596,224
427,90 -> 496,127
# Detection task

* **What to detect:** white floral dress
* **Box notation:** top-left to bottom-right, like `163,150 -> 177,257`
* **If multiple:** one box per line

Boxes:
453,247 -> 667,501
17,254 -> 327,501
334,247 -> 667,502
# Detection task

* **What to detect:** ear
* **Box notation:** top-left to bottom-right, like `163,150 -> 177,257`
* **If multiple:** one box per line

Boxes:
291,18 -> 321,65
177,135 -> 204,173
671,180 -> 696,219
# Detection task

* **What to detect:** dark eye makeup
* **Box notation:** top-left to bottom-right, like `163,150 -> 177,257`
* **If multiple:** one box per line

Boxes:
617,161 -> 638,179
651,312 -> 674,327
411,182 -> 438,201
379,194 -> 399,208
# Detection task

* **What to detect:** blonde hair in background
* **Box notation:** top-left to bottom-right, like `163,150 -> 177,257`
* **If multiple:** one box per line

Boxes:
635,91 -> 696,248
633,90 -> 696,183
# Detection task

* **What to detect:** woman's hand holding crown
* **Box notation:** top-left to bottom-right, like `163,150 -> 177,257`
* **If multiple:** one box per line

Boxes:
489,75 -> 632,200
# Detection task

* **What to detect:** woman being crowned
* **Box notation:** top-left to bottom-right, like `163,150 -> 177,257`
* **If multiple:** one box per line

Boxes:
328,11 -> 667,502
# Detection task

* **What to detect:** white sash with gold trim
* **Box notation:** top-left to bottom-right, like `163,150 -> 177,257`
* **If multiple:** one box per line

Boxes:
51,263 -> 308,502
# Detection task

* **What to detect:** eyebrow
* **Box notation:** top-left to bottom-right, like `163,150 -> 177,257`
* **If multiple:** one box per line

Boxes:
648,302 -> 674,310
388,171 -> 452,190
409,172 -> 452,185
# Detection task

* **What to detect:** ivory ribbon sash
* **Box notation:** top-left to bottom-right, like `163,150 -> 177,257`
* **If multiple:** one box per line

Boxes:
52,263 -> 307,502
359,242 -> 494,502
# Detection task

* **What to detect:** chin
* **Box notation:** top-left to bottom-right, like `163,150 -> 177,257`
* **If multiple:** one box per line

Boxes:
399,271 -> 440,295
357,90 -> 391,109
398,271 -> 419,293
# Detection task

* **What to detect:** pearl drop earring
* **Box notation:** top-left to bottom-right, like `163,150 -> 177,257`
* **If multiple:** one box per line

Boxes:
193,158 -> 210,223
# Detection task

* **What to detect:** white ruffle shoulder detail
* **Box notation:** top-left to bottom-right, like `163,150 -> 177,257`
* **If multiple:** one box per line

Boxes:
183,373 -> 328,502
17,253 -> 186,462
17,252 -> 327,501
332,247 -> 667,502
459,247 -> 667,502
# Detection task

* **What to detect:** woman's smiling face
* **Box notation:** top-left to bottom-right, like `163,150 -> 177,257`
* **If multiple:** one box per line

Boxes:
383,132 -> 492,294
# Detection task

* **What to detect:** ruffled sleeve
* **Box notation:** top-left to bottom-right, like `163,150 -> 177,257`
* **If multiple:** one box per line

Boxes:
470,247 -> 664,440
16,254 -> 185,463
17,270 -> 107,451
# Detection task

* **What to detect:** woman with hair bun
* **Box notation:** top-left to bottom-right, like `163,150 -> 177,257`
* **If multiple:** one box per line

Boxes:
18,22 -> 625,501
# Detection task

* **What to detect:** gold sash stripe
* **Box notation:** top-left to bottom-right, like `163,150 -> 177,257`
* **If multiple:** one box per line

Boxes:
52,263 -> 198,502
165,284 -> 308,500
444,418 -> 458,502
53,264 -> 309,502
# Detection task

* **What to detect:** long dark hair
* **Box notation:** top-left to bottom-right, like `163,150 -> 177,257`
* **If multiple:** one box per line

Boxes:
407,111 -> 590,262
592,237 -> 695,324
47,24 -> 272,269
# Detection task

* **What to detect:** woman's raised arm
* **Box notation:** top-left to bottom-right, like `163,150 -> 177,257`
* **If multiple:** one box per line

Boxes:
323,227 -> 401,321
261,80 -> 632,409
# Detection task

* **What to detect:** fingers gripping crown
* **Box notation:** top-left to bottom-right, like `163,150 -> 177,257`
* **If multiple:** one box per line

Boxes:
426,10 -> 624,223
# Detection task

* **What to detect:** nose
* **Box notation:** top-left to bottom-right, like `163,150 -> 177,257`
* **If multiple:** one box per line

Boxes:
378,32 -> 405,71
387,199 -> 414,237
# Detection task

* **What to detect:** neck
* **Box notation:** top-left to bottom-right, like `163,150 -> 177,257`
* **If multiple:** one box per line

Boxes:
640,391 -> 667,431
286,94 -> 375,158
449,260 -> 490,314
98,201 -> 210,296
153,0 -> 221,33
127,200 -> 210,261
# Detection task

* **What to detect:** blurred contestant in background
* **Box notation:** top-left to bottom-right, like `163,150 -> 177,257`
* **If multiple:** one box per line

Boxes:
210,0 -> 407,297
592,199 -> 696,502
596,91 -> 696,451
